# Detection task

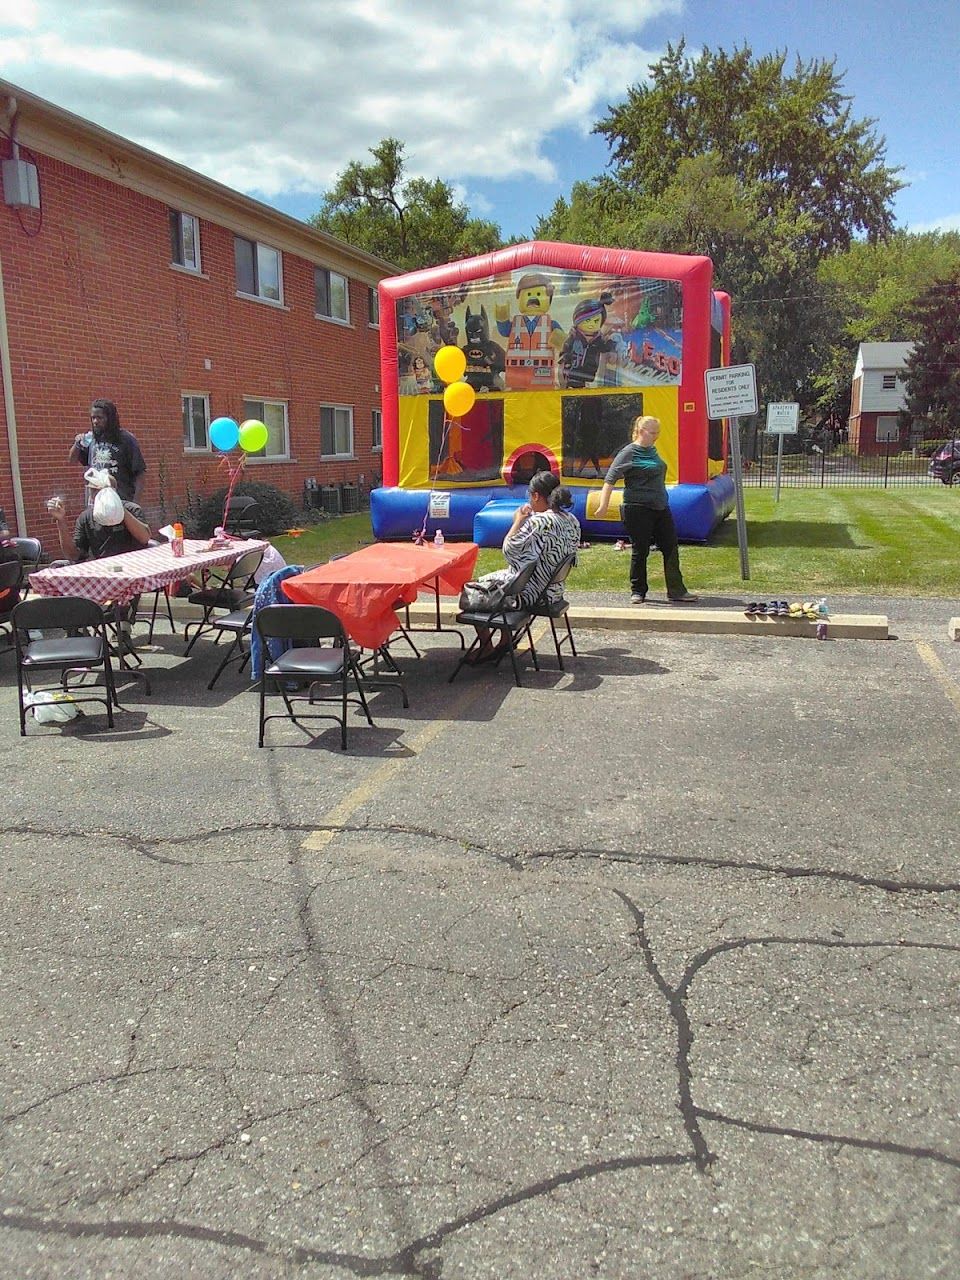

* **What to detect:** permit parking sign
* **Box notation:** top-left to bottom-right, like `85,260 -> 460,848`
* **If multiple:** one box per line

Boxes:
705,364 -> 758,419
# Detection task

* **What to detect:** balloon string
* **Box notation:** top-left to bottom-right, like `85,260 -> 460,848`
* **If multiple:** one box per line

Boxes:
414,412 -> 455,543
220,453 -> 247,532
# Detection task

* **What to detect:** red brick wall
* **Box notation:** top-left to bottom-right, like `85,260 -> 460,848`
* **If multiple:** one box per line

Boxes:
0,146 -> 383,536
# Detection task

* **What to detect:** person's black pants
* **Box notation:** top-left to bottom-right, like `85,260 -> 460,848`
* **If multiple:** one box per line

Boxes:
621,503 -> 689,599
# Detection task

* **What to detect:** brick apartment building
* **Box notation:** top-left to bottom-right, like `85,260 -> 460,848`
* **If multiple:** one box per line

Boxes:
0,78 -> 394,540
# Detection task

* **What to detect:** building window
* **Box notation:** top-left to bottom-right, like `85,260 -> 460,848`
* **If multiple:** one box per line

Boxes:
315,267 -> 349,322
235,237 -> 282,302
170,211 -> 201,271
371,408 -> 382,450
182,393 -> 210,450
881,373 -> 898,390
241,398 -> 288,458
321,405 -> 354,458
368,287 -> 380,326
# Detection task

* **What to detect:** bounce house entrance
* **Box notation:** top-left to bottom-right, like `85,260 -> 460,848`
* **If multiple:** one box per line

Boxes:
507,450 -> 553,485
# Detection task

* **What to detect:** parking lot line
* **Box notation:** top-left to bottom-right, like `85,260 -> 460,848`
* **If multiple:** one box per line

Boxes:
915,639 -> 960,718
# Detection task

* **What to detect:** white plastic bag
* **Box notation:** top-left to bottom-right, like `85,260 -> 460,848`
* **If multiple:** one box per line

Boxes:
254,544 -> 288,583
93,486 -> 125,526
24,690 -> 80,723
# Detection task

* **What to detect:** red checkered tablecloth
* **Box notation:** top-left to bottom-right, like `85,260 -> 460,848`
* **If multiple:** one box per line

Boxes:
29,539 -> 268,606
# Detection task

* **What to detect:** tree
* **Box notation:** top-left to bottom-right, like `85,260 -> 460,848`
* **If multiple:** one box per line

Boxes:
538,42 -> 902,404
814,231 -> 960,412
310,138 -> 503,272
901,271 -> 960,435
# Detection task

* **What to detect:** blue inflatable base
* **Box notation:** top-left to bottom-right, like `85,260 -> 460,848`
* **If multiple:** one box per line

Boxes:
371,476 -> 734,546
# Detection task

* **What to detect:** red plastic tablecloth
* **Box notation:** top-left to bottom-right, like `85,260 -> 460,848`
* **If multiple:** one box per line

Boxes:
281,542 -> 479,650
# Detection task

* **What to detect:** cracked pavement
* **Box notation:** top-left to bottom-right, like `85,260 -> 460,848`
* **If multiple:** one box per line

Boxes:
1,605 -> 959,1278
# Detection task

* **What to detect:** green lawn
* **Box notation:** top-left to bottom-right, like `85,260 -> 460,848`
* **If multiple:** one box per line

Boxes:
271,489 -> 960,599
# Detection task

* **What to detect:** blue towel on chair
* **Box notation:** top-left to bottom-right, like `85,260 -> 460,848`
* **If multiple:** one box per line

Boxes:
249,564 -> 304,680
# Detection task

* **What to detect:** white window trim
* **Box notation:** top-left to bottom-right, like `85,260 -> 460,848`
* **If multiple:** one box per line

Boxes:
320,403 -> 355,460
182,392 -> 211,453
171,210 -> 202,273
235,236 -> 285,305
235,292 -> 290,311
315,266 -> 351,325
170,263 -> 209,280
241,396 -> 290,462
371,408 -> 383,453
368,287 -> 380,328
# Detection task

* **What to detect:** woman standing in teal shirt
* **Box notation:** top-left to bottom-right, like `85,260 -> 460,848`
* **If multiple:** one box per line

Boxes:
594,414 -> 697,604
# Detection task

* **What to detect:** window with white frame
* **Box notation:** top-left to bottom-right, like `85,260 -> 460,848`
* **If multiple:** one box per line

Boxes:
170,211 -> 201,271
371,408 -> 382,451
368,287 -> 380,326
182,393 -> 210,450
241,398 -> 289,459
315,267 -> 349,322
235,237 -> 282,302
320,405 -> 353,458
881,373 -> 898,390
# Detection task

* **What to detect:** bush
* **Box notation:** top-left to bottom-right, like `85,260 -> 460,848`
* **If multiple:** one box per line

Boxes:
187,480 -> 299,537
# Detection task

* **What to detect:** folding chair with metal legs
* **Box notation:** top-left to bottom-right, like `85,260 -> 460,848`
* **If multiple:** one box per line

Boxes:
13,596 -> 119,734
255,604 -> 374,750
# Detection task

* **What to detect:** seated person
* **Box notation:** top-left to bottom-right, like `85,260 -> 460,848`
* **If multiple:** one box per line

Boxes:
48,476 -> 151,563
48,478 -> 151,648
464,469 -> 580,664
0,508 -> 23,618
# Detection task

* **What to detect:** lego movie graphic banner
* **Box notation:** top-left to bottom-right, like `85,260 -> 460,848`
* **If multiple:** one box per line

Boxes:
395,267 -> 683,396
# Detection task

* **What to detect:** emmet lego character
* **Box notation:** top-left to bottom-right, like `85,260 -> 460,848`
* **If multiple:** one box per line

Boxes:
495,273 -> 564,390
558,294 -> 615,389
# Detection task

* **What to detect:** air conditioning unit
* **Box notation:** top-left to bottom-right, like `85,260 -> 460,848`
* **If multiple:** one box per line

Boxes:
340,483 -> 359,514
321,485 -> 342,516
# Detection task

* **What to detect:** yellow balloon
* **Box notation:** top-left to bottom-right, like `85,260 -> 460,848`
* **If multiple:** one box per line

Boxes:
443,380 -> 476,418
434,345 -> 467,385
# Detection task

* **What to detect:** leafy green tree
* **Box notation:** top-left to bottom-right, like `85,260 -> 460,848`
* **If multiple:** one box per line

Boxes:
538,42 -> 902,404
901,270 -> 960,435
310,138 -> 503,272
814,231 -> 960,410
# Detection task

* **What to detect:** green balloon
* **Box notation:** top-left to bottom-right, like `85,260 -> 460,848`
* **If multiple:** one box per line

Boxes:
239,419 -> 268,452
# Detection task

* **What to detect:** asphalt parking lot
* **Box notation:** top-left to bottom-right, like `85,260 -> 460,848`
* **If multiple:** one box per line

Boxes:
2,596 -> 959,1279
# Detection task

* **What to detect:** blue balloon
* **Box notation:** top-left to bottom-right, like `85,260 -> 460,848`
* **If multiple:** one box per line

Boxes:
209,416 -> 240,451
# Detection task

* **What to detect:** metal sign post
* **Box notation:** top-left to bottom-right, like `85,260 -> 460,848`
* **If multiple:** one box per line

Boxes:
705,364 -> 758,581
765,402 -> 800,503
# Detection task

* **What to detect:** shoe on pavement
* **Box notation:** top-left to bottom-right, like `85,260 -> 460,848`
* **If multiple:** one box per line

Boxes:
668,593 -> 698,604
630,593 -> 646,604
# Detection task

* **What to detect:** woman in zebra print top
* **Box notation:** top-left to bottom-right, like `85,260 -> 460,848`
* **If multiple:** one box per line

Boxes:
465,470 -> 580,664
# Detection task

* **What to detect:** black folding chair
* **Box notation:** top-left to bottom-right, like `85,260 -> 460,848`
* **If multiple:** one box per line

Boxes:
0,557 -> 24,650
9,537 -> 43,590
255,604 -> 373,749
223,496 -> 262,539
448,561 -> 541,687
12,596 -> 118,734
183,547 -> 263,654
529,553 -> 578,669
206,606 -> 253,689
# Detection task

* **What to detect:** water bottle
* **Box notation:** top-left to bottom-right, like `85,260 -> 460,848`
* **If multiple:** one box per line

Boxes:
816,597 -> 828,618
433,527 -> 445,547
171,521 -> 184,557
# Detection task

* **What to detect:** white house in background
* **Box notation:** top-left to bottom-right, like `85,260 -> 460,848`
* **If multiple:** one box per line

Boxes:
849,342 -> 914,455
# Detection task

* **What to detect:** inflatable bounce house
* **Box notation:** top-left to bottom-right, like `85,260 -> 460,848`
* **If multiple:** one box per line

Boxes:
371,240 -> 734,546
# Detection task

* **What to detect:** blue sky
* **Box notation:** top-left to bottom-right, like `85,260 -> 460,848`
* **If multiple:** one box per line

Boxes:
2,0 -> 957,242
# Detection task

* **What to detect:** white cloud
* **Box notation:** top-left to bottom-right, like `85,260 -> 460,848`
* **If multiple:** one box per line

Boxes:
907,213 -> 960,234
0,0 -> 679,196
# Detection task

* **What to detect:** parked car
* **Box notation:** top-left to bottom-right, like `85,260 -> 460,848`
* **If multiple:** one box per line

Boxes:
928,439 -> 960,485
